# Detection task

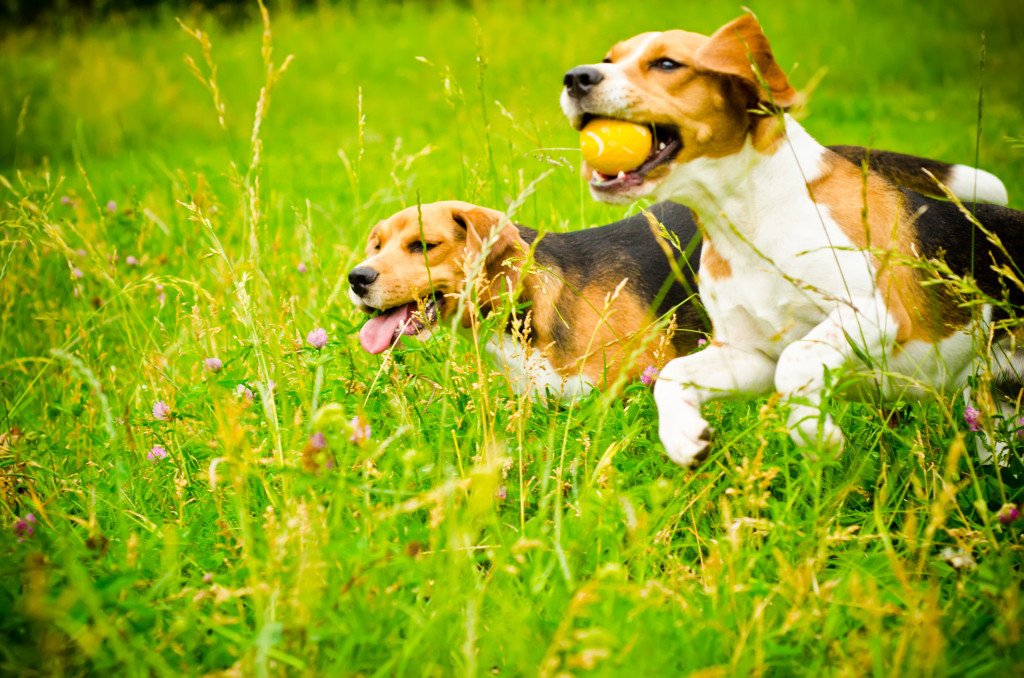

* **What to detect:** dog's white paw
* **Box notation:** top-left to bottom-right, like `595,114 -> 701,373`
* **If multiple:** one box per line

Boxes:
975,436 -> 1010,467
787,404 -> 845,453
658,403 -> 712,468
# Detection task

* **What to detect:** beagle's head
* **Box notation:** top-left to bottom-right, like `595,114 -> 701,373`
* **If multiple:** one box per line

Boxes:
561,14 -> 798,203
348,201 -> 526,354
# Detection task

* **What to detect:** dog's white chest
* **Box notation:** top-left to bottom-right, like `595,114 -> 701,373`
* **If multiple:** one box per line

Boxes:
701,266 -> 819,354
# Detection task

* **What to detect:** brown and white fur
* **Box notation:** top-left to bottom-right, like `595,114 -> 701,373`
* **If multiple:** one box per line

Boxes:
349,142 -> 1010,402
561,14 -> 1022,466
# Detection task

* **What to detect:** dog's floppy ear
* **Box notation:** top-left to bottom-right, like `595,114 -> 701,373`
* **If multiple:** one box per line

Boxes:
454,206 -> 524,270
452,205 -> 526,323
693,14 -> 798,110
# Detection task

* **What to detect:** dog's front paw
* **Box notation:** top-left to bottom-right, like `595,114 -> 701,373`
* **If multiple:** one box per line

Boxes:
787,404 -> 845,453
658,403 -> 713,468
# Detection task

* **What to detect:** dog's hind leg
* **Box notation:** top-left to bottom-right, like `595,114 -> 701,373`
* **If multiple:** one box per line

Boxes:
655,345 -> 776,467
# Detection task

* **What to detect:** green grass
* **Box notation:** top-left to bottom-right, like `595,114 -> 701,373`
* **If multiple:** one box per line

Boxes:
2,0 -> 1023,674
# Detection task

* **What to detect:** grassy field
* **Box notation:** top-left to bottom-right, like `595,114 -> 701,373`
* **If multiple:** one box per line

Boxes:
2,0 -> 1023,674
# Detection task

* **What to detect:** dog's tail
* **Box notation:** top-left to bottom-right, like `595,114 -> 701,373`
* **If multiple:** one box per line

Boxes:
829,145 -> 1009,206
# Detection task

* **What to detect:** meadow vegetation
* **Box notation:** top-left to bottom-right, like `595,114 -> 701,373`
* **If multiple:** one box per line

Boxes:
1,0 -> 1023,674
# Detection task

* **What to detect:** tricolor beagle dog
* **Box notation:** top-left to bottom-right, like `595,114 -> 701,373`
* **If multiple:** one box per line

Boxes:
349,200 -> 703,398
561,13 -> 1022,466
349,138 -> 1008,401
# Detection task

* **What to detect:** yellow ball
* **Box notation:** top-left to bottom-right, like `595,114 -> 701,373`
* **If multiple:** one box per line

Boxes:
580,119 -> 653,175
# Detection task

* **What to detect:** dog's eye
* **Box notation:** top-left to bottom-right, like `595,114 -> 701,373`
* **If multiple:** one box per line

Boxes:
408,241 -> 438,254
650,58 -> 684,72
601,57 -> 612,64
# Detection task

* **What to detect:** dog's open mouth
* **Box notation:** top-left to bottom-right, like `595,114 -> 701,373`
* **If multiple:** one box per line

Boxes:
582,116 -> 682,193
358,294 -> 444,355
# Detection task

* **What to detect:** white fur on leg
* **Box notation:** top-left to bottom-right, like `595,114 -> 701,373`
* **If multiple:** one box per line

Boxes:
785,403 -> 846,452
776,336 -> 847,450
655,394 -> 712,467
485,335 -> 592,401
655,345 -> 776,467
775,297 -> 896,451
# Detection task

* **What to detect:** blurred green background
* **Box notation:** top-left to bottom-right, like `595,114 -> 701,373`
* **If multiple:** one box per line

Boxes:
2,2 -> 1024,674
2,0 -> 1023,235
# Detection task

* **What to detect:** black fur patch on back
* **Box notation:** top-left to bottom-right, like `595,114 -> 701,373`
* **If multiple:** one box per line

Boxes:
906,189 -> 1024,312
830,145 -> 953,198
520,202 -> 706,353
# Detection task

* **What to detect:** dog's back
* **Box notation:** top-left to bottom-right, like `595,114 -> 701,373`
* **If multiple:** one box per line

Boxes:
908,190 -> 1024,320
519,202 -> 706,354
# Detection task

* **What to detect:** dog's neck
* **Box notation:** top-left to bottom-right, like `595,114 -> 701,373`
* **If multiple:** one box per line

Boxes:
461,225 -> 541,343
656,115 -> 829,248
493,228 -> 569,349
501,240 -> 545,343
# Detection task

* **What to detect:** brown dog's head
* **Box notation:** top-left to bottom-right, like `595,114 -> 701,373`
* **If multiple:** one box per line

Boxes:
560,14 -> 798,203
348,201 -> 526,354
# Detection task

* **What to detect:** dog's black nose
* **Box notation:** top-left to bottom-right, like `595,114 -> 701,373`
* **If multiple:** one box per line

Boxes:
348,266 -> 378,294
563,66 -> 604,99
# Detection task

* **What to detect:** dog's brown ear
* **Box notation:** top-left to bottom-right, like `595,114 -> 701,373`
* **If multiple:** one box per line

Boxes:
693,14 -> 798,110
452,206 -> 526,323
454,207 -> 523,270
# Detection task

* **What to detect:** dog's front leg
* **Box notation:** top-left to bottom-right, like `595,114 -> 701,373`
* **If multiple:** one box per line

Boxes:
775,297 -> 894,451
654,345 -> 776,467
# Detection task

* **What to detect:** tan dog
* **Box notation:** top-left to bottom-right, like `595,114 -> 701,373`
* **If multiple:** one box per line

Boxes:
561,14 -> 1022,465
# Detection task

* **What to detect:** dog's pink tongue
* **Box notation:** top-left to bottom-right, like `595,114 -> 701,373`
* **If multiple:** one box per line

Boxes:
359,303 -> 415,354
